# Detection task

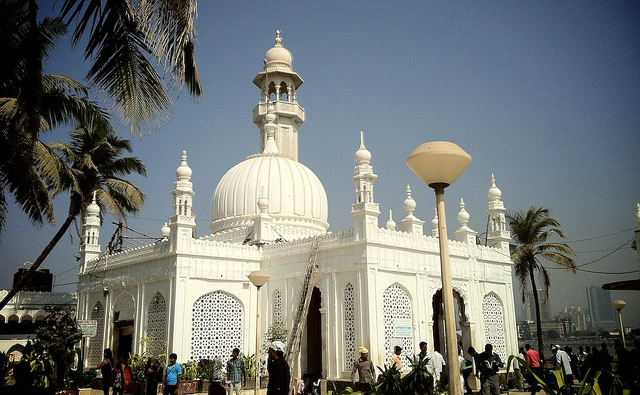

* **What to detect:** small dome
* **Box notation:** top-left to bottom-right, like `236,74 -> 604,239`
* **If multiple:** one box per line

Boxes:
176,151 -> 192,180
403,185 -> 417,215
87,197 -> 100,216
354,131 -> 371,163
161,223 -> 170,238
212,154 -> 329,236
264,30 -> 293,72
488,173 -> 501,201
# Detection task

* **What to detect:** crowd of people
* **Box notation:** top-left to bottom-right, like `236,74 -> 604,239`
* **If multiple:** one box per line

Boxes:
511,339 -> 639,394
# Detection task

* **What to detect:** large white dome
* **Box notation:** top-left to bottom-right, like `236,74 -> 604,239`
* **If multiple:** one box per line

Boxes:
211,153 -> 329,235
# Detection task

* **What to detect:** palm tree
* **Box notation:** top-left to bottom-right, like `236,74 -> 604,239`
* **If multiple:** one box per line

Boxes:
506,207 -> 577,360
0,0 -> 111,232
60,0 -> 203,134
0,125 -> 146,310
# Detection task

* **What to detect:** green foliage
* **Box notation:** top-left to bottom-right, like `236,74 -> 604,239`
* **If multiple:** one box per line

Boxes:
181,361 -> 199,380
400,355 -> 433,395
196,359 -> 214,381
129,354 -> 148,383
240,353 -> 255,379
370,364 -> 403,395
262,321 -> 288,353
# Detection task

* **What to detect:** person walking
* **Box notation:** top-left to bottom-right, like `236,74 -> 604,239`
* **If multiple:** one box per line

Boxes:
84,348 -> 114,395
551,345 -> 573,386
525,344 -> 542,395
163,353 -> 182,395
429,348 -> 446,388
267,341 -> 290,395
226,348 -> 245,395
478,344 -> 503,395
351,346 -> 375,391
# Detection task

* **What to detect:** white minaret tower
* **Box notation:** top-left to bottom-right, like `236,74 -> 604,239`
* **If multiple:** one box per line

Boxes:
80,191 -> 101,269
486,174 -> 510,251
168,151 -> 196,250
351,131 -> 380,239
252,30 -> 305,161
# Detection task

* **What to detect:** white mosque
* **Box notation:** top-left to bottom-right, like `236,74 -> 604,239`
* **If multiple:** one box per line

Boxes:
76,31 -> 518,381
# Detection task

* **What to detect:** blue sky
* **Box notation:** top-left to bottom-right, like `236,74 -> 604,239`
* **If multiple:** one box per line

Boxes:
2,1 -> 639,325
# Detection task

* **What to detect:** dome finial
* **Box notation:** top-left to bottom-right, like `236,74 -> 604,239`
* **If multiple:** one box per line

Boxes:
275,30 -> 282,46
354,131 -> 372,163
386,210 -> 396,230
457,198 -> 470,227
403,185 -> 417,217
488,173 -> 502,201
176,150 -> 192,180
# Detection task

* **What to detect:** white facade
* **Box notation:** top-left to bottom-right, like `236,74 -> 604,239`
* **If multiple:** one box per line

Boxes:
77,31 -> 518,380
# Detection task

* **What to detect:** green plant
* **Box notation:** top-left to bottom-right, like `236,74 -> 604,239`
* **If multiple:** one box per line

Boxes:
129,353 -> 148,383
400,355 -> 433,395
181,361 -> 199,380
262,321 -> 288,353
196,359 -> 213,381
240,353 -> 255,380
371,364 -> 403,395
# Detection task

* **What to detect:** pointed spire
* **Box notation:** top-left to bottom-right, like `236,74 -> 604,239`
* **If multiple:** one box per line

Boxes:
262,104 -> 279,155
275,29 -> 283,47
176,150 -> 192,180
354,130 -> 372,164
488,173 -> 501,201
386,210 -> 396,230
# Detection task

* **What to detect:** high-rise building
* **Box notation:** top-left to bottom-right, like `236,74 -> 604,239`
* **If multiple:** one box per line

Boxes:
586,285 -> 615,330
523,289 -> 551,322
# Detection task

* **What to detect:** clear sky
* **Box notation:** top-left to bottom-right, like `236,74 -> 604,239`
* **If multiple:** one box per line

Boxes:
2,1 -> 639,326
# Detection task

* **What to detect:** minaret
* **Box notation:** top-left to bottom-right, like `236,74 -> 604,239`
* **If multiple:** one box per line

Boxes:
168,151 -> 196,250
80,191 -> 101,269
252,30 -> 305,161
486,174 -> 510,251
351,131 -> 380,239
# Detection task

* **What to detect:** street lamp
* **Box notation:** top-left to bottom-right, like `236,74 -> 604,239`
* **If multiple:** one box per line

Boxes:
248,270 -> 270,395
407,141 -> 472,395
611,299 -> 626,348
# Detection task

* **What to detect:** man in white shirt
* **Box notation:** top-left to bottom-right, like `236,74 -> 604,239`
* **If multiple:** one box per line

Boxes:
429,348 -> 446,388
552,345 -> 573,386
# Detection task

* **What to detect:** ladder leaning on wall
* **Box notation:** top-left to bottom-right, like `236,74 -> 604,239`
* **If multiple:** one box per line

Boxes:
284,235 -> 321,379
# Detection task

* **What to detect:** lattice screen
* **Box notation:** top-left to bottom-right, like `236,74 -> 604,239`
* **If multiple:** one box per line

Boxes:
482,293 -> 506,360
343,283 -> 356,371
383,285 -> 413,366
191,291 -> 243,360
273,290 -> 283,323
88,302 -> 105,366
146,292 -> 167,357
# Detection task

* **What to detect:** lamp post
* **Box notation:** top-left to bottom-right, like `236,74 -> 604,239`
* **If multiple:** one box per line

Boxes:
407,141 -> 472,395
248,270 -> 270,395
611,299 -> 626,348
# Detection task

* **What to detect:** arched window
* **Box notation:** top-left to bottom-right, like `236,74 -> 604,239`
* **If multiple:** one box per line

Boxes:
343,283 -> 355,370
146,293 -> 167,357
482,293 -> 506,360
383,285 -> 413,366
88,302 -> 105,366
273,290 -> 283,323
191,291 -> 243,360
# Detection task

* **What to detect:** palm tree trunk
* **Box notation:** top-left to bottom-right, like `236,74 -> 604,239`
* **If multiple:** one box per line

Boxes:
529,265 -> 545,361
0,215 -> 75,310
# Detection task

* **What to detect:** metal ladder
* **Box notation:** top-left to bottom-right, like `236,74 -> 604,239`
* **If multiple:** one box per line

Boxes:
284,236 -> 320,376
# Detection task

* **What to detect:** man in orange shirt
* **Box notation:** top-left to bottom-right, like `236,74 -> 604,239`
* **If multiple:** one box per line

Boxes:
524,344 -> 542,395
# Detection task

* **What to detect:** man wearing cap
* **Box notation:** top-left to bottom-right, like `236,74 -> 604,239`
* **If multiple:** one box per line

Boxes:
351,346 -> 375,391
267,341 -> 290,395
551,345 -> 573,387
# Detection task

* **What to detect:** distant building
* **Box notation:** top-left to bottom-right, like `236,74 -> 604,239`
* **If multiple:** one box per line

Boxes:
12,267 -> 54,292
523,289 -> 551,322
586,285 -> 615,330
556,306 -> 588,333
